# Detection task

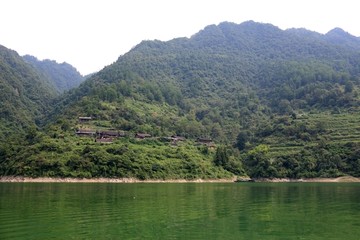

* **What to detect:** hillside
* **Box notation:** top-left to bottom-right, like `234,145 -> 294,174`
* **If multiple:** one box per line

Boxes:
23,55 -> 84,93
1,21 -> 360,179
57,21 -> 360,138
0,45 -> 57,141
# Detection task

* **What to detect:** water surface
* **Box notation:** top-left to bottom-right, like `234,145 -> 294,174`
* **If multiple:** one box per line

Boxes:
1,183 -> 359,239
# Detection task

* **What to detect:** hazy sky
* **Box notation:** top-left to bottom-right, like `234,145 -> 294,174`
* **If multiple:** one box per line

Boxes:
1,0 -> 359,75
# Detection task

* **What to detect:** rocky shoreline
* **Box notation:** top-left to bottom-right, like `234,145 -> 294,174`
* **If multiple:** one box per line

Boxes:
0,176 -> 359,183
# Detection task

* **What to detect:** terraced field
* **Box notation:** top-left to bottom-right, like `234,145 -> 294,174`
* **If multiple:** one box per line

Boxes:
267,111 -> 360,157
307,112 -> 360,143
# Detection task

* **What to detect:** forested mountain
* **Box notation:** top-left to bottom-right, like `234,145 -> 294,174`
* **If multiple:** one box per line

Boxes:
23,55 -> 84,93
324,28 -> 360,51
1,21 -> 360,179
0,45 -> 57,141
60,21 -> 359,138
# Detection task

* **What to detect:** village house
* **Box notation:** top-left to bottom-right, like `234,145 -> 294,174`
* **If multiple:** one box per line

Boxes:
78,117 -> 92,123
171,135 -> 186,141
196,137 -> 216,149
95,138 -> 113,144
98,130 -> 126,138
75,129 -> 96,137
95,130 -> 126,144
196,138 -> 213,144
161,135 -> 186,145
135,133 -> 152,139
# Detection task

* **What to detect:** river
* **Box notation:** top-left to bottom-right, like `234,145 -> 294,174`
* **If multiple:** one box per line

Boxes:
1,182 -> 359,239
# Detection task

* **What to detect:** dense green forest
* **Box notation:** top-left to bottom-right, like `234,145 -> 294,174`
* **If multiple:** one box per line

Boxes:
23,55 -> 84,93
0,45 -> 57,141
1,21 -> 360,180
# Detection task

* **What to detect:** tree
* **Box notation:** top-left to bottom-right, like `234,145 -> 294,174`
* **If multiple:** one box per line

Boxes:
244,145 -> 275,178
236,131 -> 248,151
344,81 -> 354,93
25,126 -> 39,144
214,146 -> 229,167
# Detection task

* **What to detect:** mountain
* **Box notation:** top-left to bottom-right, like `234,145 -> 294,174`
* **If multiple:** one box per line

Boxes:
1,21 -> 360,179
64,21 -> 359,134
23,55 -> 84,93
0,44 -> 57,140
325,28 -> 360,51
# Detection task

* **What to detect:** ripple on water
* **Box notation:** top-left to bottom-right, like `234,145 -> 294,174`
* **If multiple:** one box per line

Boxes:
1,182 -> 360,239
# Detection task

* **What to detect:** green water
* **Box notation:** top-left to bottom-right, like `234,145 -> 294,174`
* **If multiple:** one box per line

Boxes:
0,183 -> 359,239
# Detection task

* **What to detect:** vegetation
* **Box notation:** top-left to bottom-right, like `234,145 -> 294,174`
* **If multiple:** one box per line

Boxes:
1,21 -> 360,179
0,129 -> 235,180
23,55 -> 84,93
0,44 -> 57,141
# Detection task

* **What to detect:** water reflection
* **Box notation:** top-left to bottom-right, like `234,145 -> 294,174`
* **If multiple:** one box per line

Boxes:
1,183 -> 360,239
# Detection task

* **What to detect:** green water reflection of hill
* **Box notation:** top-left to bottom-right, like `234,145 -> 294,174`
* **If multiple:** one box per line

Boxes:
0,183 -> 359,239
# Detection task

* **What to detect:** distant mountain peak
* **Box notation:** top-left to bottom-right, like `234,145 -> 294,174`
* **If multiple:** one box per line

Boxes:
23,55 -> 84,93
190,20 -> 284,47
325,27 -> 360,50
327,27 -> 346,34
326,27 -> 353,37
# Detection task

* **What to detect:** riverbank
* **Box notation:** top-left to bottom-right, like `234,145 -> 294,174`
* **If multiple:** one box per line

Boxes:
253,176 -> 360,183
0,176 -> 238,183
1,176 -> 360,183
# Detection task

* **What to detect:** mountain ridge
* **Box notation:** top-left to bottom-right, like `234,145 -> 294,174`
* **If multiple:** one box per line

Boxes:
23,55 -> 84,93
55,21 -> 360,137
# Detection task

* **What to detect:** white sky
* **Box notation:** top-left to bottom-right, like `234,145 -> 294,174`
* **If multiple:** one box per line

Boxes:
1,0 -> 359,75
